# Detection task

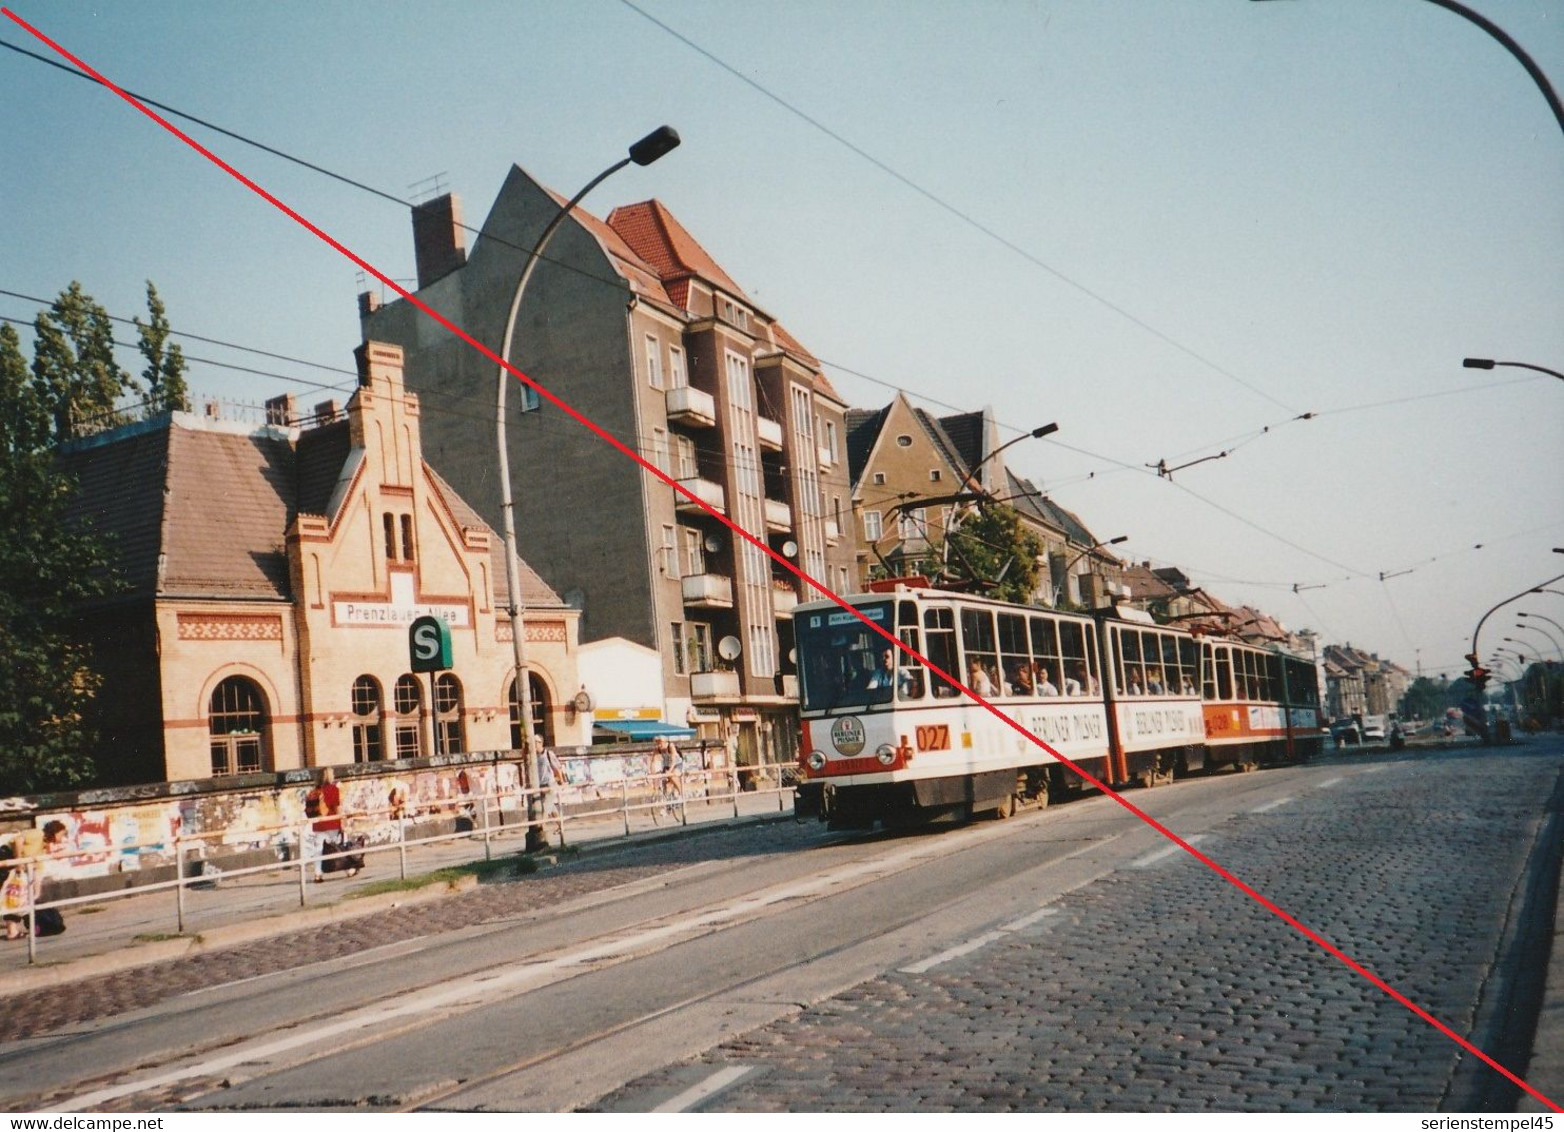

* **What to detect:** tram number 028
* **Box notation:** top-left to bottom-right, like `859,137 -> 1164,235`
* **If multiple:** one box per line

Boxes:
915,725 -> 951,752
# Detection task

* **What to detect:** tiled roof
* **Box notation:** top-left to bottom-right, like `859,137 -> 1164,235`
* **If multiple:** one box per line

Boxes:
845,406 -> 888,489
937,411 -> 986,476
530,181 -> 678,314
295,418 -> 351,518
911,408 -> 970,482
607,199 -> 752,308
1122,562 -> 1179,602
58,417 -> 172,596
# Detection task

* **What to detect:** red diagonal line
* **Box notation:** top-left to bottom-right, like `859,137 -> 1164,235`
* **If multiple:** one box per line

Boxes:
7,7 -> 1555,1111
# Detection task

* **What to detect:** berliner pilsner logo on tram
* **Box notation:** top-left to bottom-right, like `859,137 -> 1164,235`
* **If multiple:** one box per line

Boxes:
831,716 -> 867,757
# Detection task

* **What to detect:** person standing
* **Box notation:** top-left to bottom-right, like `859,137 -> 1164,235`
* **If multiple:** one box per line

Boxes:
306,768 -> 343,882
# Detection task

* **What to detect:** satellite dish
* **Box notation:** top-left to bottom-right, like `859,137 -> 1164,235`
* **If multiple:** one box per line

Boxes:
717,636 -> 742,661
703,532 -> 724,554
781,539 -> 799,559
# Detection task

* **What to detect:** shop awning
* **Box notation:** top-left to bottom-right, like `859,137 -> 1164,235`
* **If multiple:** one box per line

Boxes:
592,720 -> 696,740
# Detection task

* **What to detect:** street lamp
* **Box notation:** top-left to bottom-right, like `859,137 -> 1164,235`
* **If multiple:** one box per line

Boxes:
1056,535 -> 1129,606
496,125 -> 680,849
1519,611 -> 1564,648
960,422 -> 1059,493
1252,0 -> 1564,138
1463,358 -> 1564,383
1514,622 -> 1564,662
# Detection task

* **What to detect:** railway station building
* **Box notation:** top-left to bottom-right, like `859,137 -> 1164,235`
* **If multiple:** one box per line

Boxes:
60,341 -> 584,786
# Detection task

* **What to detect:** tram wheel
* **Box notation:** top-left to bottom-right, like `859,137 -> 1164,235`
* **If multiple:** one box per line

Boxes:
992,792 -> 1015,820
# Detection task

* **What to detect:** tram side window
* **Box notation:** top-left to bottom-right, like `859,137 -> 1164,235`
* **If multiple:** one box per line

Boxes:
1159,635 -> 1181,695
1060,620 -> 1095,696
997,613 -> 1033,697
896,600 -> 926,701
1119,629 -> 1145,695
1178,637 -> 1198,695
1266,655 -> 1283,702
924,607 -> 960,698
1202,643 -> 1217,699
1031,617 -> 1064,696
960,608 -> 999,697
1240,651 -> 1258,700
1141,631 -> 1167,694
1216,646 -> 1233,700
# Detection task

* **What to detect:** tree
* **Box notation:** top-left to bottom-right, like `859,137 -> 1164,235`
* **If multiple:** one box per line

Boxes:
0,323 -> 116,793
134,280 -> 190,415
30,282 -> 131,443
934,503 -> 1044,605
1398,676 -> 1453,721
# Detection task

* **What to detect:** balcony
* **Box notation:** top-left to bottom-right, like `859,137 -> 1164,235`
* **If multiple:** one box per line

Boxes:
818,443 -> 835,468
772,585 -> 798,615
681,572 -> 734,609
666,386 -> 717,428
757,416 -> 783,450
781,674 -> 799,700
764,497 -> 792,532
691,670 -> 740,700
676,476 -> 725,514
824,517 -> 841,543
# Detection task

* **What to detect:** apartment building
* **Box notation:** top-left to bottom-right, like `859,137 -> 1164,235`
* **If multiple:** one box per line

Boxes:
360,171 -> 854,765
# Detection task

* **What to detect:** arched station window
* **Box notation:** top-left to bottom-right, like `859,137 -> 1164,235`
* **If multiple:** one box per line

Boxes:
393,674 -> 424,760
209,676 -> 269,776
434,673 -> 465,756
351,676 -> 384,763
508,672 -> 553,751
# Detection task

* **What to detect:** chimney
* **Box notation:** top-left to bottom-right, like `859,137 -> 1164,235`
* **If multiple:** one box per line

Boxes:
358,290 -> 382,319
314,400 -> 339,422
412,193 -> 467,288
265,393 -> 296,427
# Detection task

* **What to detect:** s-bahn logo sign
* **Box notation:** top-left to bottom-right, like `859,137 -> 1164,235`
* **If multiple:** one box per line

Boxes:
831,716 -> 866,757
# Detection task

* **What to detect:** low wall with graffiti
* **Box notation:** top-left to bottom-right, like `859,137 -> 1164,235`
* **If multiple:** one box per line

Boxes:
0,740 -> 776,898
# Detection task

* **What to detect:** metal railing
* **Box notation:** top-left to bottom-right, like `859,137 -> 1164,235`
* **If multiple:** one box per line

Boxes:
4,761 -> 796,965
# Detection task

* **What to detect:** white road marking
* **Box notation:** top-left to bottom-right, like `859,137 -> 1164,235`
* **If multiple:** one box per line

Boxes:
1000,906 -> 1061,933
1360,766 -> 1386,775
1316,776 -> 1344,789
1131,834 -> 1209,869
899,931 -> 1009,975
652,1065 -> 755,1113
51,821 -> 1015,1112
1251,797 -> 1293,814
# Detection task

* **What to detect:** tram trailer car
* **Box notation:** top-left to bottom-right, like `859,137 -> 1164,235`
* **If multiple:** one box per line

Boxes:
1198,639 -> 1322,770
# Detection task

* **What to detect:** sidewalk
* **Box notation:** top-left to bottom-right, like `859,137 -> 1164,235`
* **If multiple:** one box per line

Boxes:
0,791 -> 796,997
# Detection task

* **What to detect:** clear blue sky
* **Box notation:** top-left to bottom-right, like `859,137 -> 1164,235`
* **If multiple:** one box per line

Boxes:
3,0 -> 1560,680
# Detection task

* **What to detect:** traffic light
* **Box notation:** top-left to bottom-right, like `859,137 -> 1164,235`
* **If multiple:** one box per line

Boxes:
1469,666 -> 1489,693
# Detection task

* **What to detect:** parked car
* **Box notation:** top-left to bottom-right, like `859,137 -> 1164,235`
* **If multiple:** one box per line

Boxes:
1330,720 -> 1360,744
1361,723 -> 1386,742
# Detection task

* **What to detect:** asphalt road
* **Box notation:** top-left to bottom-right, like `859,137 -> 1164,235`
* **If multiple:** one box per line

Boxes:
3,739 -> 1560,1113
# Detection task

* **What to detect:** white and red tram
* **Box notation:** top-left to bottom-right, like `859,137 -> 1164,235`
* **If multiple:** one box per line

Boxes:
793,585 -> 1198,828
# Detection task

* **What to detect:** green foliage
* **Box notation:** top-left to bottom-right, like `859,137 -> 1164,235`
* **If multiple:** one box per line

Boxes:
31,282 -> 132,442
936,503 -> 1044,605
0,286 -> 158,793
1398,676 -> 1454,721
134,281 -> 190,414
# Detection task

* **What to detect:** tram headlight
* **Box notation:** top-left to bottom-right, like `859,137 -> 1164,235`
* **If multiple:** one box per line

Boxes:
806,750 -> 827,772
875,744 -> 898,766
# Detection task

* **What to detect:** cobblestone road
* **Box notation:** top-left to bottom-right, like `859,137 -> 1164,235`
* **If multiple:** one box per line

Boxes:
594,747 -> 1563,1113
0,821 -> 821,1043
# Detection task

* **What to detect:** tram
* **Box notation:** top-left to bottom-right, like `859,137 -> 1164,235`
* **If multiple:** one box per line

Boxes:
792,582 -> 1320,830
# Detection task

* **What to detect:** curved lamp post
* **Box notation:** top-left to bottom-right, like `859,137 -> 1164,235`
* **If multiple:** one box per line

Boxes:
1253,0 -> 1563,138
1514,622 -> 1564,662
1057,535 -> 1128,606
1463,358 -> 1564,383
959,422 -> 1059,494
1520,611 -> 1564,648
497,126 -> 680,848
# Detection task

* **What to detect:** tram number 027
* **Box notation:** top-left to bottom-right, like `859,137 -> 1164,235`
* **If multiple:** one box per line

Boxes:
915,725 -> 951,752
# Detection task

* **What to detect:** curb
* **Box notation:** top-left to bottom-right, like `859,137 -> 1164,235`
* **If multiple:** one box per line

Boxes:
0,809 -> 800,998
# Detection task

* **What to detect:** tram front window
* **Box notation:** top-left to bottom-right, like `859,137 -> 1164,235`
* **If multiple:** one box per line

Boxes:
796,601 -> 899,712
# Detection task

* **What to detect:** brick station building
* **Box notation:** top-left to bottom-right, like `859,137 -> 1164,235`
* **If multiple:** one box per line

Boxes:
62,341 -> 583,786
